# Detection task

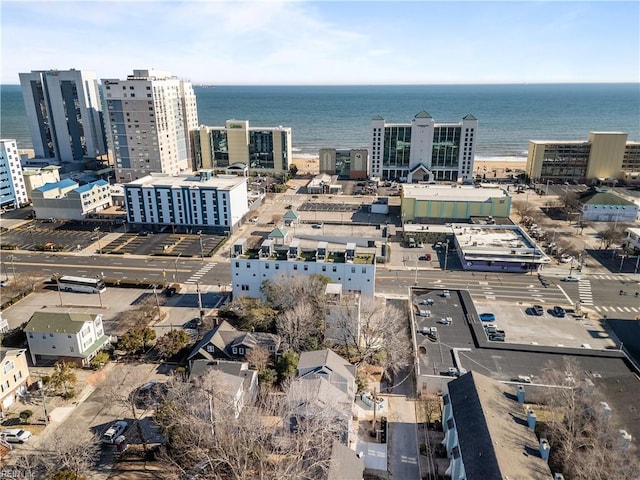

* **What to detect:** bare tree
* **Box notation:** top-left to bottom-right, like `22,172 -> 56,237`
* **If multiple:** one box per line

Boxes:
261,274 -> 329,316
245,344 -> 270,371
276,301 -> 322,353
42,429 -> 100,479
599,224 -> 628,250
333,296 -> 411,377
538,357 -> 640,479
511,199 -> 535,222
155,373 -> 345,480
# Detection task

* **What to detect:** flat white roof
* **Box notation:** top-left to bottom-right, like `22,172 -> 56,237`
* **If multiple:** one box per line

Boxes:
127,173 -> 245,190
402,184 -> 509,201
453,224 -> 550,263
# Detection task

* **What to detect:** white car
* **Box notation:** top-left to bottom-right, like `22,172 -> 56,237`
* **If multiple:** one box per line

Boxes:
0,429 -> 32,443
102,420 -> 128,444
559,256 -> 573,263
562,275 -> 581,282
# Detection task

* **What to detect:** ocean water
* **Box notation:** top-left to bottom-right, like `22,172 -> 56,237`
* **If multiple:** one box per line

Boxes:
2,83 -> 638,158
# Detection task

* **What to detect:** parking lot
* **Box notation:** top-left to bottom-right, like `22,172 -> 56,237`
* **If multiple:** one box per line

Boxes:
101,232 -> 226,257
0,216 -> 230,257
298,201 -> 363,212
1,219 -> 117,252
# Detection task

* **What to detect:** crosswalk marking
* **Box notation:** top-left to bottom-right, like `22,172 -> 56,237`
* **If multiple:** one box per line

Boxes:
185,263 -> 216,284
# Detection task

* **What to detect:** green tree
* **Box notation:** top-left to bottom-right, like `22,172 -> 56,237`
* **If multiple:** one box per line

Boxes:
89,351 -> 110,370
258,368 -> 278,389
276,351 -> 299,383
288,164 -> 298,177
48,361 -> 77,397
155,329 -> 190,359
19,409 -> 33,424
118,326 -> 156,354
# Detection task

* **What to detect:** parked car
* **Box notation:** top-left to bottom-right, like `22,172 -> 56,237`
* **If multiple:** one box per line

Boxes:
488,333 -> 505,342
562,275 -> 581,282
479,313 -> 496,322
559,255 -> 573,263
441,290 -> 451,298
418,254 -> 432,261
437,317 -> 453,325
133,381 -> 168,408
183,318 -> 202,330
311,222 -> 323,229
0,429 -> 32,443
552,306 -> 566,317
532,305 -> 544,316
102,420 -> 128,444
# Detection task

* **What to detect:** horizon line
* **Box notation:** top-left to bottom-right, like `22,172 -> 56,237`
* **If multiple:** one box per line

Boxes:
1,81 -> 639,87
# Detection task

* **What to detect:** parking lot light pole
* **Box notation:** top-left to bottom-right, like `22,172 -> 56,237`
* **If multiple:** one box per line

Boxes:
93,227 -> 102,254
198,231 -> 204,260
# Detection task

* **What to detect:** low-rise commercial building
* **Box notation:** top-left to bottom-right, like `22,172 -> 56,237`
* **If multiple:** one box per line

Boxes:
231,239 -> 376,299
401,184 -> 511,223
526,132 -> 640,184
123,171 -> 248,234
578,188 -> 638,222
452,223 -> 550,273
319,148 -> 368,180
192,120 -> 292,176
31,178 -> 111,220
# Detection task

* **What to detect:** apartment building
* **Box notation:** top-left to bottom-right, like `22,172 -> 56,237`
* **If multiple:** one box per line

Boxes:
123,171 -> 248,233
369,111 -> 478,182
19,69 -> 107,162
31,178 -> 111,220
231,239 -> 376,299
0,139 -> 28,209
192,121 -> 292,176
102,69 -> 198,182
526,132 -> 640,184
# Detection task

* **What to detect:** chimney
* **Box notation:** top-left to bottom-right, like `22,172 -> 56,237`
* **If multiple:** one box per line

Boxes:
619,429 -> 632,451
539,438 -> 551,461
527,409 -> 537,430
600,401 -> 611,421
516,385 -> 525,404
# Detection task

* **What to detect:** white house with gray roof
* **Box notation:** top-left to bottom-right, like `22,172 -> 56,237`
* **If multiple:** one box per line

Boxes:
25,311 -> 110,366
578,188 -> 638,222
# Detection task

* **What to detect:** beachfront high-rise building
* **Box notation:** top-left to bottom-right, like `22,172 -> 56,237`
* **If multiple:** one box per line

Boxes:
192,121 -> 291,176
527,132 -> 640,185
19,69 -> 107,162
319,148 -> 368,180
369,111 -> 478,182
101,69 -> 199,182
0,139 -> 28,209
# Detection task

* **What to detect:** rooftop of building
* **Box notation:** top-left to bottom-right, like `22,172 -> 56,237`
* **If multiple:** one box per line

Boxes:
447,371 -> 552,479
25,311 -> 100,334
402,184 -> 509,201
452,223 -> 549,263
0,347 -> 26,363
35,178 -> 77,193
240,247 -> 375,264
126,172 -> 246,190
579,189 -> 637,206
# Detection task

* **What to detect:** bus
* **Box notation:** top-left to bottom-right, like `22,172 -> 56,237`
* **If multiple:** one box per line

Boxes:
56,275 -> 106,294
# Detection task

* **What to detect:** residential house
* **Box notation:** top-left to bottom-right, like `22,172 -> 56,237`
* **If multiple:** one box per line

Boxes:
328,440 -> 365,480
442,371 -> 552,480
0,348 -> 31,412
187,320 -> 280,367
297,349 -> 357,400
189,359 -> 259,413
25,311 -> 111,366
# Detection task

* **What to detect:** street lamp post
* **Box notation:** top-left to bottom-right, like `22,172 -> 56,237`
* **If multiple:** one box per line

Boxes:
443,241 -> 450,271
54,273 -> 63,307
9,255 -> 16,280
174,253 -> 181,282
93,227 -> 102,254
198,231 -> 204,259
152,285 -> 161,322
27,226 -> 35,248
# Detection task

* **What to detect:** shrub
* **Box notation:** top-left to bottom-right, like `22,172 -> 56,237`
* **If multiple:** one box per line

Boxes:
90,351 -> 110,370
19,409 -> 33,423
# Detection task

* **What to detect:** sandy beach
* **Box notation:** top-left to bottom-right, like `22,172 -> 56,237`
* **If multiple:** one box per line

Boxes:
291,155 -> 527,176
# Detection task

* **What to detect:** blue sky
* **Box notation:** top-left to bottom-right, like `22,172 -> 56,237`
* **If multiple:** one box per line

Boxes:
2,0 -> 638,84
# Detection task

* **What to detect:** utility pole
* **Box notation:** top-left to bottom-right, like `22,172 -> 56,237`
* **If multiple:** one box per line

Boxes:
196,281 -> 204,323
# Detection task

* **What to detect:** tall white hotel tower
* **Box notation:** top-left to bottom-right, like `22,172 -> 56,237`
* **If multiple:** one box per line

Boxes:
19,69 -> 107,162
101,69 -> 199,182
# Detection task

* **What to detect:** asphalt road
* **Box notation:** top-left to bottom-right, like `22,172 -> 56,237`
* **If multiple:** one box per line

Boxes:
3,252 -> 638,317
